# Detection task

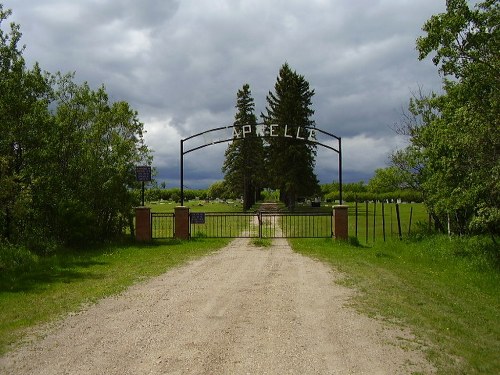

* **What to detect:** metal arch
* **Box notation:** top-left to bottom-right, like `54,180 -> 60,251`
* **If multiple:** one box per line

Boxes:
180,123 -> 343,205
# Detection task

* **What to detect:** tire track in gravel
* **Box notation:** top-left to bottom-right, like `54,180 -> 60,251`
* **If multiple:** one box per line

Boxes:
0,238 -> 435,374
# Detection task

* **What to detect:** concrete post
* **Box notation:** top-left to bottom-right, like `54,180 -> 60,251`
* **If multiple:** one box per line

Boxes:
175,206 -> 190,240
333,205 -> 349,240
135,207 -> 151,242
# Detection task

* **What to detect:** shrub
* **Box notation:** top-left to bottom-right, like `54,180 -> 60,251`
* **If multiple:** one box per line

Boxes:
0,242 -> 38,275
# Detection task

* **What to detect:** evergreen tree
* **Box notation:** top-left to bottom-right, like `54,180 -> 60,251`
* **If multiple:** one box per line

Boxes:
222,84 -> 264,210
262,63 -> 319,208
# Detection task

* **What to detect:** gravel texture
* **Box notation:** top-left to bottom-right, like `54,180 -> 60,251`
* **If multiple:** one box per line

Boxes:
0,238 -> 435,374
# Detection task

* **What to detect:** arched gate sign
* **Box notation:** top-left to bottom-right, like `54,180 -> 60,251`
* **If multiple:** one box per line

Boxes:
180,123 -> 342,206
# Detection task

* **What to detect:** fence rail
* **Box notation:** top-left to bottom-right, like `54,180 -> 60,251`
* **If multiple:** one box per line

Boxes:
150,202 -> 425,242
151,212 -> 175,239
188,211 -> 333,238
350,201 -> 427,243
260,212 -> 333,238
190,212 -> 258,238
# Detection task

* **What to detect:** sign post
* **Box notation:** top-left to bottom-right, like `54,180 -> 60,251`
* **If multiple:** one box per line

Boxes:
135,166 -> 152,206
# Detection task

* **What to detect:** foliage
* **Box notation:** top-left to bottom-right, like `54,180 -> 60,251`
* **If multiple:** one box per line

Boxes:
320,180 -> 422,203
0,241 -> 38,275
207,180 -> 232,200
367,166 -> 410,193
262,63 -> 319,208
0,6 -> 151,250
393,0 -> 499,236
324,189 -> 423,204
144,187 -> 208,202
222,84 -> 265,210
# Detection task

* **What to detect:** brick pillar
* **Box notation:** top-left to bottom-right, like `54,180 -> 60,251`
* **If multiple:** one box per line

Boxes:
135,207 -> 151,242
334,205 -> 349,240
175,206 -> 190,240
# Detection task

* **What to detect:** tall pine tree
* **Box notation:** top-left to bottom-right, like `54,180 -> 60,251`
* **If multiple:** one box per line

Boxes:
262,63 -> 319,208
222,84 -> 264,210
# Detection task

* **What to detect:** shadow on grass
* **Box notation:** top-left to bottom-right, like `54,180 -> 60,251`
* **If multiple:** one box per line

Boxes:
0,238 -> 210,293
0,258 -> 108,293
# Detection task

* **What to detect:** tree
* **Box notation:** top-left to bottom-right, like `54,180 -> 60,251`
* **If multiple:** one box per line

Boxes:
222,84 -> 265,210
0,5 -> 53,247
38,74 -> 151,245
395,0 -> 499,236
207,180 -> 229,200
367,167 -> 409,193
0,5 -> 152,249
262,63 -> 319,208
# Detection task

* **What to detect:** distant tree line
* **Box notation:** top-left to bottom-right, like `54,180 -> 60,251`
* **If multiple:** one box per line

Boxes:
0,5 -> 151,252
321,180 -> 423,204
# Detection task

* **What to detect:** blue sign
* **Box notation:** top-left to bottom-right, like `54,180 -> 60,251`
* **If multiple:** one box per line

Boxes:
135,166 -> 151,182
190,212 -> 205,224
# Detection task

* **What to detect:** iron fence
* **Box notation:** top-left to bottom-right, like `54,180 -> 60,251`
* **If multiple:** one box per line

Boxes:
190,212 -> 258,238
151,212 -> 175,239
260,212 -> 333,238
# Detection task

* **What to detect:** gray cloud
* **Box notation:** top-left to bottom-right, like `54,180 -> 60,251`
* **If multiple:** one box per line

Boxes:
5,0 -> 445,188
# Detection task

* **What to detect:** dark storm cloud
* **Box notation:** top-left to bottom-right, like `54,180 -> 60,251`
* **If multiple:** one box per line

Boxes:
4,0 -> 446,188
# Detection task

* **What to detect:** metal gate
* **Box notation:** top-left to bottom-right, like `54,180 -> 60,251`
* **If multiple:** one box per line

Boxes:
188,211 -> 333,239
151,212 -> 175,239
150,211 -> 333,239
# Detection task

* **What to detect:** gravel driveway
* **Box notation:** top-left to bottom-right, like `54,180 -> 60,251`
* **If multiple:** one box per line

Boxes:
0,238 -> 434,374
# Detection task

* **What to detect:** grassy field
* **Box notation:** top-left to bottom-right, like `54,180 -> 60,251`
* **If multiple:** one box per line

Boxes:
148,200 -> 244,213
290,235 -> 500,374
0,238 -> 230,355
347,201 -> 429,243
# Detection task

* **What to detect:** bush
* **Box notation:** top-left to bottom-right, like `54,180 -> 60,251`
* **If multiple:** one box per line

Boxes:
0,242 -> 38,275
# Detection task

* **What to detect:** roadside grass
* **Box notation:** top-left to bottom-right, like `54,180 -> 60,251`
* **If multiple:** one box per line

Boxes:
289,235 -> 500,375
148,200 -> 244,213
348,202 -> 428,244
0,238 -> 230,355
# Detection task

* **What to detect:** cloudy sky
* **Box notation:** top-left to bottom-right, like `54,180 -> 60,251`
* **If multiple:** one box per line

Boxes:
5,0 -> 446,189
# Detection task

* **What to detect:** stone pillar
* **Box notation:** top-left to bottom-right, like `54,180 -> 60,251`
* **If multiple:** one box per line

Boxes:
135,207 -> 151,242
175,206 -> 190,240
333,205 -> 349,240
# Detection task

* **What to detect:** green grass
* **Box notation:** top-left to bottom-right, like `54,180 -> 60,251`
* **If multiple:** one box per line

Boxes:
0,238 -> 230,355
252,238 -> 272,247
289,235 -> 500,374
148,200 -> 244,213
348,202 -> 429,243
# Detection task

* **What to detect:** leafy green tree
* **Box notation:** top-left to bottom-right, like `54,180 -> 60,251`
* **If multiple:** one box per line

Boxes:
207,180 -> 229,200
262,63 -> 319,208
0,5 -> 53,247
222,84 -> 264,210
367,166 -> 410,193
395,0 -> 499,236
0,5 -> 151,249
39,74 -> 151,245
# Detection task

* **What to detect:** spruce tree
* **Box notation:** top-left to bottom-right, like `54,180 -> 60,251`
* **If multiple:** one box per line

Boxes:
222,84 -> 264,210
262,63 -> 319,208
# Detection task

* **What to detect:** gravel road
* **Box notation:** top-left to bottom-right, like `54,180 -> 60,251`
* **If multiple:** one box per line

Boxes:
0,238 -> 435,374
